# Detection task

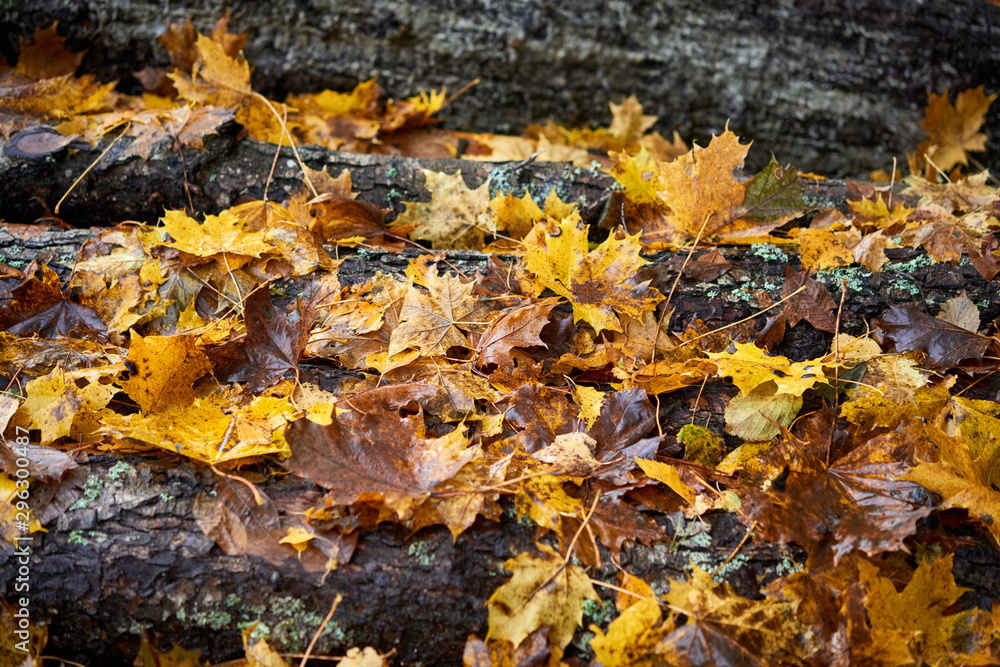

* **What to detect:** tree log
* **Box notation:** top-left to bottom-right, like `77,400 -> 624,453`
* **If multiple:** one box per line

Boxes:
2,1 -> 999,176
3,136 -> 1000,665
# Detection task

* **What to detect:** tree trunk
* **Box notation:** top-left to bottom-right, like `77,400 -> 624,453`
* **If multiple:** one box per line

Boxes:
2,0 -> 999,177
2,137 -> 1000,665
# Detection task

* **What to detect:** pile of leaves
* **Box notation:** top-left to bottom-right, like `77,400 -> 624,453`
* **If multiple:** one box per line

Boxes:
3,16 -> 1000,667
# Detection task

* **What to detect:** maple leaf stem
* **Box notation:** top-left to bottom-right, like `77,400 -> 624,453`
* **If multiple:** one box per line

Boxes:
563,491 -> 601,563
297,593 -> 343,667
924,152 -> 952,184
681,284 -> 807,348
441,79 -> 479,110
184,266 -> 240,307
263,116 -> 285,206
589,578 -> 689,616
251,91 -> 318,198
431,469 -> 554,498
221,253 -> 244,305
888,156 -> 897,209
690,374 -> 711,426
653,212 -> 714,365
210,465 -> 265,506
953,367 -> 1000,397
710,521 -> 755,577
55,121 -> 131,215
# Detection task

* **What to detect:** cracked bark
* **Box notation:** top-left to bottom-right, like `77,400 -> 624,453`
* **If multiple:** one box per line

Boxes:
2,0 -> 1000,176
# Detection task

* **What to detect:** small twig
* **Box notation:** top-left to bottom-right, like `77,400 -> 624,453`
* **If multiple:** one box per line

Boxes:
690,374 -> 710,426
680,285 -> 807,348
212,417 -> 237,464
710,523 -> 755,577
210,465 -> 265,506
512,492 -> 603,616
654,212 -> 714,363
589,579 -> 688,616
298,594 -> 343,667
563,491 -> 602,562
828,277 -> 848,466
55,122 -> 131,214
887,156 -> 897,209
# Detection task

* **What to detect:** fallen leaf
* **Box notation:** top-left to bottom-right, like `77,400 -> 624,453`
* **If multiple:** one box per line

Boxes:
877,305 -> 992,368
282,406 -> 478,518
486,542 -> 599,650
523,214 -> 663,333
740,421 -> 933,563
213,288 -> 316,392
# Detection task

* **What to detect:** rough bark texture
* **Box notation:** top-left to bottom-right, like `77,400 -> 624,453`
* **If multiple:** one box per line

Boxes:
2,0 -> 999,176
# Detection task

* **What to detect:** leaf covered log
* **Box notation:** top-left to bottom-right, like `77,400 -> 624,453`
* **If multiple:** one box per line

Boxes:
3,12 -> 1000,667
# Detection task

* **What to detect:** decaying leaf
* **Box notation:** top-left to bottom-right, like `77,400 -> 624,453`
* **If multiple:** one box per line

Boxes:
878,305 -> 993,369
486,542 -> 599,650
740,421 -> 933,563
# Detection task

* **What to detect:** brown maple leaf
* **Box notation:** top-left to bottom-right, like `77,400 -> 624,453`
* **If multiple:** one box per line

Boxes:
388,257 -> 493,357
877,304 -> 994,369
475,297 -> 559,369
782,266 -> 838,333
503,383 -> 583,453
213,287 -> 316,392
282,404 -> 478,518
740,420 -> 933,563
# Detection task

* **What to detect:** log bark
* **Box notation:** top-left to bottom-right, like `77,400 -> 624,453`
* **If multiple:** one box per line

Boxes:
2,0 -> 999,177
2,136 -> 1000,665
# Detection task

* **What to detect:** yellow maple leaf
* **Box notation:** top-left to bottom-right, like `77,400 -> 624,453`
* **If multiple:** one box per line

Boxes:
915,86 -> 997,178
121,332 -> 212,414
486,542 -> 599,650
513,474 -> 585,533
98,394 -> 293,464
286,79 -> 381,117
489,189 -> 545,241
589,574 -> 673,667
839,355 -> 942,431
1,472 -> 45,545
634,458 -> 697,504
0,74 -> 117,120
387,257 -> 492,357
859,554 -> 992,665
16,367 -> 84,444
278,526 -> 316,553
391,170 -> 492,250
904,417 -> 1000,544
848,194 -> 914,229
170,34 -> 251,107
659,565 -> 805,665
523,214 -> 663,333
160,208 -> 273,259
657,128 -> 750,242
606,146 -> 666,206
707,341 -> 828,397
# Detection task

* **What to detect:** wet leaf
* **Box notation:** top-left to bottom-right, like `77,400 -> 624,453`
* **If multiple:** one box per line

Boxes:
283,405 -> 478,518
740,421 -> 933,563
486,542 -> 599,650
213,289 -> 316,392
523,214 -> 663,333
877,305 -> 993,369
